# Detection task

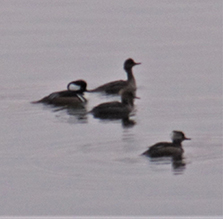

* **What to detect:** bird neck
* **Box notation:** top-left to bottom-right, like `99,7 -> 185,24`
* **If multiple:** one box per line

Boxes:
125,67 -> 135,82
172,140 -> 183,146
121,97 -> 134,107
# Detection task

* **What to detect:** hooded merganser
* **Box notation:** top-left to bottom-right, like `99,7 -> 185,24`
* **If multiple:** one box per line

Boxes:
142,131 -> 191,159
90,88 -> 137,119
89,58 -> 141,94
32,80 -> 87,106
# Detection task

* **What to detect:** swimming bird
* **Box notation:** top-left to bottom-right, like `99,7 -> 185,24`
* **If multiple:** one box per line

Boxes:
142,131 -> 191,159
90,88 -> 137,119
89,58 -> 141,94
32,80 -> 87,106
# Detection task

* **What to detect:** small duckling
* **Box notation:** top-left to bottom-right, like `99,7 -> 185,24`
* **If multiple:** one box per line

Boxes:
142,131 -> 191,159
89,58 -> 141,94
90,88 -> 137,119
32,80 -> 87,106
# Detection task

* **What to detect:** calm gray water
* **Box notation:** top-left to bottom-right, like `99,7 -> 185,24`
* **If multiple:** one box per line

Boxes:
0,0 -> 222,217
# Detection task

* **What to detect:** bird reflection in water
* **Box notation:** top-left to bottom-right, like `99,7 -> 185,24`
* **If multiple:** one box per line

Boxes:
121,117 -> 136,128
53,104 -> 88,124
149,156 -> 186,174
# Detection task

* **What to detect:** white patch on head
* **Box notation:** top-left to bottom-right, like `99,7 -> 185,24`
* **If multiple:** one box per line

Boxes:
171,131 -> 183,141
68,83 -> 81,91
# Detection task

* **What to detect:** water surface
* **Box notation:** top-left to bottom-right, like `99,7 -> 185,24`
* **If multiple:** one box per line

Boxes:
0,0 -> 222,217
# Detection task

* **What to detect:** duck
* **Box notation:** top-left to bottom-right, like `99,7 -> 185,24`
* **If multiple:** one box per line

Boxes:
89,58 -> 141,94
142,131 -> 191,159
32,80 -> 87,106
90,88 -> 137,119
